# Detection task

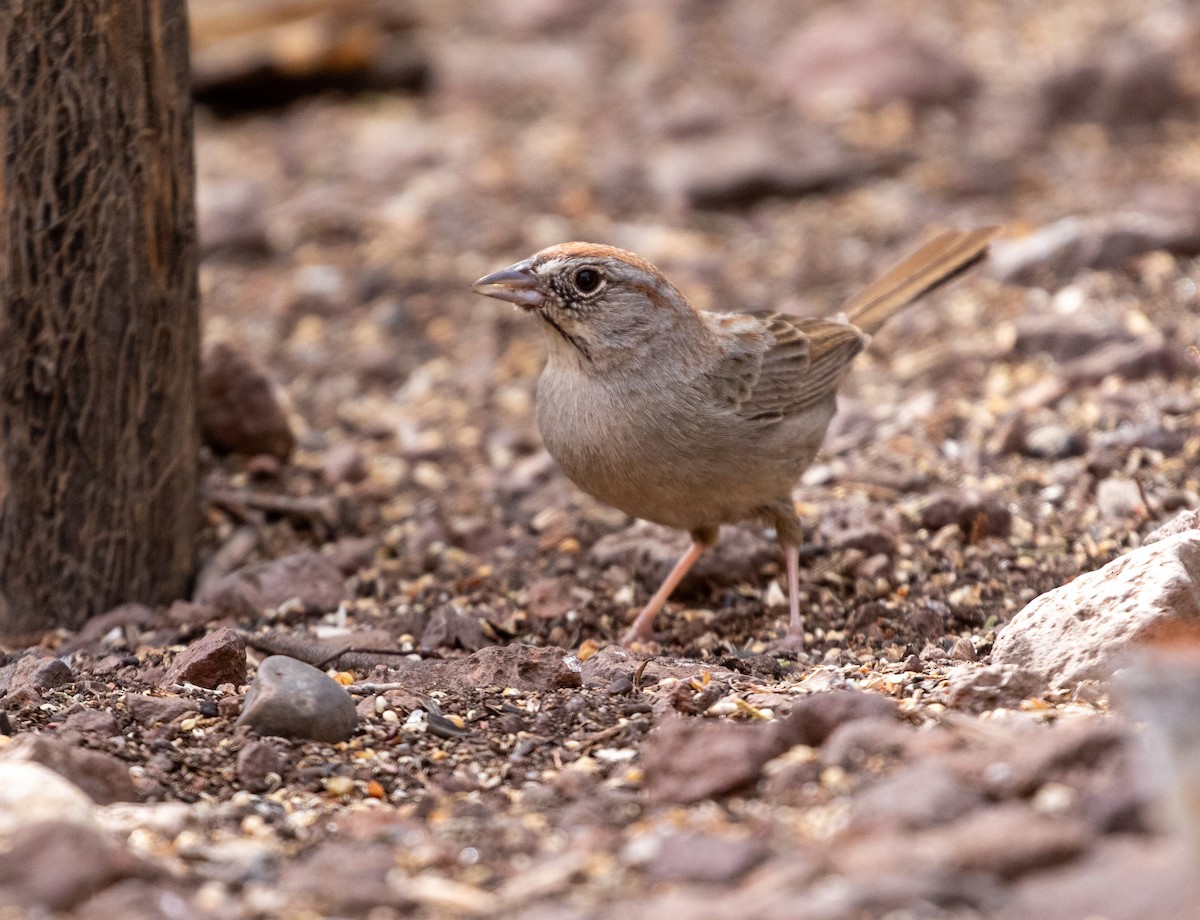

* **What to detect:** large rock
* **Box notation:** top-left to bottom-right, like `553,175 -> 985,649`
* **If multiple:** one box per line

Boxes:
1,737 -> 138,805
991,532 -> 1200,687
0,762 -> 99,836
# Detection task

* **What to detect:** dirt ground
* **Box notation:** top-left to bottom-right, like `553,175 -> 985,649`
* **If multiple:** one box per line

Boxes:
2,1 -> 1200,918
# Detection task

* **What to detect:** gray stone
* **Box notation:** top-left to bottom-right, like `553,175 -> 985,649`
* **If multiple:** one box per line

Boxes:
1096,477 -> 1147,520
238,655 -> 357,743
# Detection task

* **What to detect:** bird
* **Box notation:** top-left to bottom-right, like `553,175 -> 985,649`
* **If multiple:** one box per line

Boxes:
472,228 -> 996,648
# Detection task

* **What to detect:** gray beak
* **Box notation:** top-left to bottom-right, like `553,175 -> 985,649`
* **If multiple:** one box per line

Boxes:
471,260 -> 544,308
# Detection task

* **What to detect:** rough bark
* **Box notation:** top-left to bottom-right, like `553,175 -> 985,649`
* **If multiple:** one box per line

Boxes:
0,0 -> 199,632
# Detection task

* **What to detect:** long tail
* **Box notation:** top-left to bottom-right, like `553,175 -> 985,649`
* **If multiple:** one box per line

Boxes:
841,227 -> 998,336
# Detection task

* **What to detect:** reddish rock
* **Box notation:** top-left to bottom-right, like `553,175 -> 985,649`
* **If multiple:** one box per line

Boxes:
821,717 -> 932,771
838,803 -> 1092,881
419,606 -> 490,651
64,710 -> 120,736
776,9 -> 978,116
161,627 -> 247,690
918,805 -> 1093,878
388,644 -> 583,695
944,663 -> 1043,711
236,740 -> 283,792
124,693 -> 198,727
919,491 -> 1013,540
590,520 -> 775,592
849,760 -> 983,830
997,836 -> 1198,919
643,832 -> 770,883
524,577 -> 575,621
778,690 -> 900,748
164,601 -> 222,630
0,821 -> 149,912
75,879 -> 219,920
322,441 -> 368,485
75,604 -> 158,646
197,551 -> 345,617
640,715 -> 787,804
5,655 -> 73,693
277,841 -> 402,914
199,342 -> 295,460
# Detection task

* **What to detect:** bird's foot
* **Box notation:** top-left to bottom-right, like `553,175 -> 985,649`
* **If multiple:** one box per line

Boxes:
764,628 -> 808,658
620,620 -> 660,648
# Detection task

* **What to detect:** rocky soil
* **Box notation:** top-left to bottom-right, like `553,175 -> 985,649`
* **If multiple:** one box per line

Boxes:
2,0 -> 1200,917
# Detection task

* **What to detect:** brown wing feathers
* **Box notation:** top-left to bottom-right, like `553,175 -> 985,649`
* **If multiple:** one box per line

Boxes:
718,228 -> 995,422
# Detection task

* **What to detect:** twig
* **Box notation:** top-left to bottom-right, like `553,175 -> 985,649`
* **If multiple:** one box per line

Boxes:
193,525 -> 258,600
207,488 -> 339,527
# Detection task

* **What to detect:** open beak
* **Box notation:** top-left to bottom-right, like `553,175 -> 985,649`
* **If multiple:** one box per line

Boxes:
471,260 -> 544,308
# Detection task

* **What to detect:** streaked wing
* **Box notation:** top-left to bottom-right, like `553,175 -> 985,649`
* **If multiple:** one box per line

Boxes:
709,311 -> 865,423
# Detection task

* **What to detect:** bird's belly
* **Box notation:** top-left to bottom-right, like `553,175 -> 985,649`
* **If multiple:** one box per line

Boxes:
536,380 -> 833,531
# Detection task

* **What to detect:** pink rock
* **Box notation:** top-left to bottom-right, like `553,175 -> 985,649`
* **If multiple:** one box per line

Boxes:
991,532 -> 1200,687
161,626 -> 247,689
199,342 -> 295,461
775,9 -> 977,116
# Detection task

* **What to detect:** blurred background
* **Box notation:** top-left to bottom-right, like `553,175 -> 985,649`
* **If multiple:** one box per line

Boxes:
193,0 -> 1198,652
22,5 -> 1192,916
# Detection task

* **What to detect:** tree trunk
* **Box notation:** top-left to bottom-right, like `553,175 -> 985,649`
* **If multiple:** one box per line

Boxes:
0,1 -> 199,633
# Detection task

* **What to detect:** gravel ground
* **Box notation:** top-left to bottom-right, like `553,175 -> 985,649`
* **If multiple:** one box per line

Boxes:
1,1 -> 1199,917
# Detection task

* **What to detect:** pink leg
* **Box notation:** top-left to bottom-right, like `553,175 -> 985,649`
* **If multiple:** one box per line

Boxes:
621,539 -> 706,645
784,543 -> 805,649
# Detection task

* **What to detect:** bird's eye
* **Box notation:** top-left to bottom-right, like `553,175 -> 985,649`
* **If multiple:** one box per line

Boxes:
573,267 -> 602,294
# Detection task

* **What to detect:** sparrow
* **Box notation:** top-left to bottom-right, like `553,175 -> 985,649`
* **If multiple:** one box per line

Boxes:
473,228 -> 996,647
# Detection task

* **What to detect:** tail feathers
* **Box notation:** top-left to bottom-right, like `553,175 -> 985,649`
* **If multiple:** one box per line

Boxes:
842,227 -> 998,335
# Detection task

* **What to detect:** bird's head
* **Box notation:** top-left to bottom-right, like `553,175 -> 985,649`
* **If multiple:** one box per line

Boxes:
472,242 -> 696,371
